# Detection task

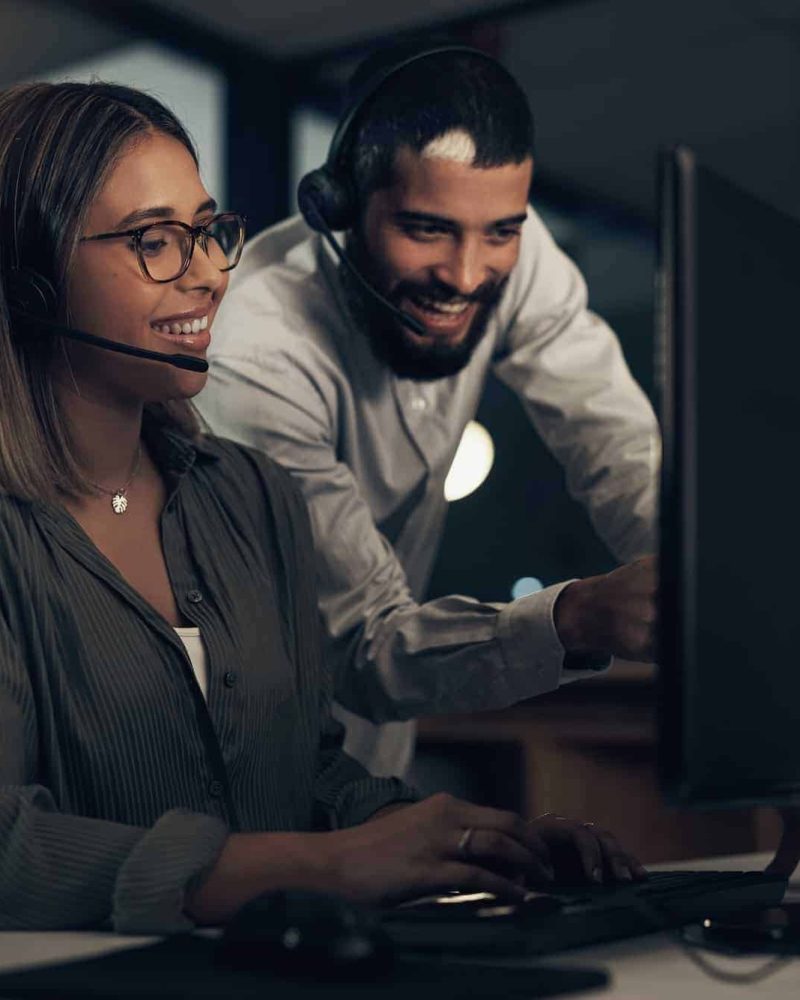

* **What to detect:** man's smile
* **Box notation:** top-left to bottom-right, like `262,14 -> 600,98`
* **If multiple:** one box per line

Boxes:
399,293 -> 479,340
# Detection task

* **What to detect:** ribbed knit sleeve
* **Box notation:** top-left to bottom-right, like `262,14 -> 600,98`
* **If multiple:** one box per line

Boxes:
313,711 -> 418,829
0,783 -> 143,929
0,618 -> 227,932
113,809 -> 228,933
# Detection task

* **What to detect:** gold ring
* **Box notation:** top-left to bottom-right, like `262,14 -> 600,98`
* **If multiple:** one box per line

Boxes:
457,827 -> 476,860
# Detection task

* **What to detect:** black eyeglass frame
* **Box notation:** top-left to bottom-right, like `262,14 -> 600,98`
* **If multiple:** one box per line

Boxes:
79,212 -> 247,284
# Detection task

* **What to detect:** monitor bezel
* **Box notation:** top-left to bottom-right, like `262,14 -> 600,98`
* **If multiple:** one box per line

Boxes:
655,145 -> 800,809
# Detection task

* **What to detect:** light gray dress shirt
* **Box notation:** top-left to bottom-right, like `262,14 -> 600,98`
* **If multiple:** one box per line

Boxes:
197,207 -> 660,778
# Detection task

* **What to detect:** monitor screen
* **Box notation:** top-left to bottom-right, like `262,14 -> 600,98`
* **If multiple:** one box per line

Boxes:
656,146 -> 800,808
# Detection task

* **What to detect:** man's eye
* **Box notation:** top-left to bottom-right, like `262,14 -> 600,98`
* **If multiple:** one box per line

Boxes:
488,227 -> 522,244
402,224 -> 447,241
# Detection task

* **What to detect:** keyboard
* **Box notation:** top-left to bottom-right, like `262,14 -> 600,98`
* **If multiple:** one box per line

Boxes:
382,870 -> 788,955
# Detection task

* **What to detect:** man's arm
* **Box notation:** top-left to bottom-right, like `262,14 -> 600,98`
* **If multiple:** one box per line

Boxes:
200,347 -> 586,724
492,207 -> 660,565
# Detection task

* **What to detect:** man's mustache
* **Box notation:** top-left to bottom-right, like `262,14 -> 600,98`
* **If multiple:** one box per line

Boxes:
393,277 -> 502,307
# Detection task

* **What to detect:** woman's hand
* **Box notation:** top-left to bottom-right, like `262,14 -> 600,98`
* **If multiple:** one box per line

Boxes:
324,793 -> 553,905
186,798 -> 648,923
527,813 -> 648,885
323,794 -> 647,905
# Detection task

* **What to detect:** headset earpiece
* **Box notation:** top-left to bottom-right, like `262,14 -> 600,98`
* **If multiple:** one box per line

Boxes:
297,166 -> 354,234
6,267 -> 58,320
295,44 -> 507,340
297,44 -> 495,236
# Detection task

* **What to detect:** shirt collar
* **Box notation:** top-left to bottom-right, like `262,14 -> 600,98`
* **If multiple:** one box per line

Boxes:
141,410 -> 219,481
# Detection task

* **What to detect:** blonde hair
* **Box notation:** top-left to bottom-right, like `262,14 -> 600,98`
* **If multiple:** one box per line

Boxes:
0,81 -> 202,504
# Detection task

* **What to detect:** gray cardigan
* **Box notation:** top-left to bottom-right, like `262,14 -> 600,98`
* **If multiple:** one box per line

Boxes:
0,420 -> 414,933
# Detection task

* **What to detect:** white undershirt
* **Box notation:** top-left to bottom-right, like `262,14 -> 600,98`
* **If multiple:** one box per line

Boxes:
174,626 -> 207,700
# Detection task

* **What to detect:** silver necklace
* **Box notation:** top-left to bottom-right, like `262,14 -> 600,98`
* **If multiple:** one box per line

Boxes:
87,443 -> 142,515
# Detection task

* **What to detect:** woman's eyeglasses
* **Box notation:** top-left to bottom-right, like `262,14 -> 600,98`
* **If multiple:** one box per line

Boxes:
79,212 -> 246,283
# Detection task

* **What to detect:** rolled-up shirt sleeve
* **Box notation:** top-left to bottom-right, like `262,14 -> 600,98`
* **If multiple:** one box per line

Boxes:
203,352 -> 576,724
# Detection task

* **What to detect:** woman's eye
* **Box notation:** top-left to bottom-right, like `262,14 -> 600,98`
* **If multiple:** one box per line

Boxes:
140,237 -> 169,256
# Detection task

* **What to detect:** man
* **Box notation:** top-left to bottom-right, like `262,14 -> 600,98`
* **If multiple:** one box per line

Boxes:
197,43 -> 659,779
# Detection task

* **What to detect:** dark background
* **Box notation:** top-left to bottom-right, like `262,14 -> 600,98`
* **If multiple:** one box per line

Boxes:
2,0 -> 796,601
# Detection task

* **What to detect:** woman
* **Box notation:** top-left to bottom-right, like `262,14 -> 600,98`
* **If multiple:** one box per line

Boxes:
0,81 -> 644,933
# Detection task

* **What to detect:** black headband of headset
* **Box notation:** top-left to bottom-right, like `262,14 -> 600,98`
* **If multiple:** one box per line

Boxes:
324,44 -> 503,176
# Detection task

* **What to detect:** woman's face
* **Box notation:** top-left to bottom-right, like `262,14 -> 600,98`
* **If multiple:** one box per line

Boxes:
65,131 -> 228,406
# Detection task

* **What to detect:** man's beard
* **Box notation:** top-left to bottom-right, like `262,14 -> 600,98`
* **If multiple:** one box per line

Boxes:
342,242 -> 508,381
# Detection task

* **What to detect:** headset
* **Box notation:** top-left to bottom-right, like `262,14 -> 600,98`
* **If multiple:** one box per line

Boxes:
7,46 -> 508,363
6,266 -> 208,372
296,44 -> 510,337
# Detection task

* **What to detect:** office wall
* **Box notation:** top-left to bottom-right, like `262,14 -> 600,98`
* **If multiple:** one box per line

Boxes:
0,0 -> 124,87
39,41 -> 226,206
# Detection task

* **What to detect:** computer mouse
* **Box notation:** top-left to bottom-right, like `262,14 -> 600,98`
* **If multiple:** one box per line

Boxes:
217,889 -> 395,982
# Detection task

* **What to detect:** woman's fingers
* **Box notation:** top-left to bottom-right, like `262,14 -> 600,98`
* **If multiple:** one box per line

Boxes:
450,800 -> 556,880
528,815 -> 647,884
588,824 -> 648,881
453,828 -> 555,882
452,800 -> 530,847
561,822 -> 604,882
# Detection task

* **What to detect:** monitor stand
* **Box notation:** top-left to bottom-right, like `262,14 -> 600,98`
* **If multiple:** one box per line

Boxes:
683,900 -> 800,955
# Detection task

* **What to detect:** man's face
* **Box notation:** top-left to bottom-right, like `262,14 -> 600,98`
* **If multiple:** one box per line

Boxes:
354,145 -> 533,379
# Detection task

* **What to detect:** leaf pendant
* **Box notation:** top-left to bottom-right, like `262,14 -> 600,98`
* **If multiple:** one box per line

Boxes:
111,492 -> 128,515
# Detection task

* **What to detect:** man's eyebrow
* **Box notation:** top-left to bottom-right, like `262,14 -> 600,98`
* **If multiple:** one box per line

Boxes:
490,214 -> 528,228
394,211 -> 456,227
393,210 -> 528,229
115,198 -> 217,230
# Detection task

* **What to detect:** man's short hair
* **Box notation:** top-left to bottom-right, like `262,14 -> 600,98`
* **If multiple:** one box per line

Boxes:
346,43 -> 535,204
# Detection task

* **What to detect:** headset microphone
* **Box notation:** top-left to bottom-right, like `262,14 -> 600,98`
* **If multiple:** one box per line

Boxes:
297,44 -> 502,342
44,319 -> 208,373
301,197 -> 426,338
6,268 -> 208,373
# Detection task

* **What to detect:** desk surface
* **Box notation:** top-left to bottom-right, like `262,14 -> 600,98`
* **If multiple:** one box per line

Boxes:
1,853 -> 797,1000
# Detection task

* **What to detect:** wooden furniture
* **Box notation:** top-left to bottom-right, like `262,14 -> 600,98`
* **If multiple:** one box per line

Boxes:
417,662 -> 781,864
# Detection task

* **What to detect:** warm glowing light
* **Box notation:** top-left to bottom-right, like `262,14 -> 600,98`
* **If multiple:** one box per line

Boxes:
444,421 -> 495,502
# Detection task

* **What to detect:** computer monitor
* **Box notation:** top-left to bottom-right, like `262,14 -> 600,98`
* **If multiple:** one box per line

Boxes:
656,145 -> 800,809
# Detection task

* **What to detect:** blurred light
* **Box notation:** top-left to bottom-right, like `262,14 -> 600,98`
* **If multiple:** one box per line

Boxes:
511,577 -> 544,600
444,421 -> 495,502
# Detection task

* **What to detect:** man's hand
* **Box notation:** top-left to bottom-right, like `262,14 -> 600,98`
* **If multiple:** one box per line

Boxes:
554,555 -> 657,662
765,807 -> 800,878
